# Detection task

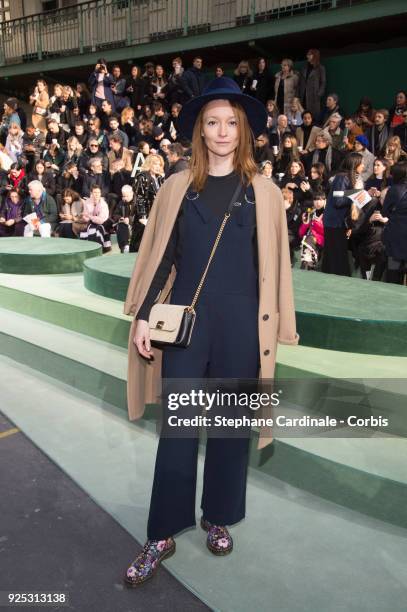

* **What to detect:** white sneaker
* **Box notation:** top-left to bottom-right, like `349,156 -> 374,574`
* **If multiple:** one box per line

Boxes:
123,245 -> 130,253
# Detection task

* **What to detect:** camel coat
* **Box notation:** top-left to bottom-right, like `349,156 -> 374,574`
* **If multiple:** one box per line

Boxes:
123,169 -> 300,451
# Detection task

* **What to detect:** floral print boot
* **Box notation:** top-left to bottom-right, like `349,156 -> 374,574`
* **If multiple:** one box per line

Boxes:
200,518 -> 233,555
124,537 -> 176,587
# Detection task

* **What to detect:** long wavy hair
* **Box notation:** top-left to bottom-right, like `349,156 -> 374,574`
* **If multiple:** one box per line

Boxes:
189,100 -> 258,192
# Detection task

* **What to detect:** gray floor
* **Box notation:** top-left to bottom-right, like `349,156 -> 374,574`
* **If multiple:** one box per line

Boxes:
0,411 -> 210,612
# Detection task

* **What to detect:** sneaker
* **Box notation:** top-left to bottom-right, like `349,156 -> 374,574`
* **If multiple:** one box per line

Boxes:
123,245 -> 130,253
124,537 -> 176,587
200,517 -> 233,555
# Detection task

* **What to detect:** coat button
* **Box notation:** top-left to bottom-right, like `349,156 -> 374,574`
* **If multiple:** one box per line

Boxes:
264,349 -> 270,355
262,314 -> 269,321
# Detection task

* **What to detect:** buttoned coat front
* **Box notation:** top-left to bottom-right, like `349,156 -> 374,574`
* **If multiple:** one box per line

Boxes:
123,169 -> 299,451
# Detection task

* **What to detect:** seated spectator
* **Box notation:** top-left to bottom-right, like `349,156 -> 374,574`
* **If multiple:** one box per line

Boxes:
99,99 -> 115,130
64,136 -> 83,168
389,91 -> 407,129
394,109 -> 407,152
86,117 -> 108,152
165,142 -> 188,178
281,160 -> 307,202
21,126 -> 45,173
0,145 -> 13,175
354,135 -> 375,182
287,97 -> 304,129
29,159 -> 56,197
305,130 -> 343,176
109,159 -> 131,204
259,160 -> 275,181
121,107 -> 140,148
82,157 -> 111,199
326,113 -> 345,150
269,114 -> 291,149
159,139 -> 171,173
78,138 -> 108,174
22,179 -> 58,237
266,99 -> 279,123
151,126 -> 166,152
130,153 -> 164,252
354,96 -> 376,130
343,116 -> 363,151
48,83 -> 64,118
365,158 -> 392,195
366,109 -> 392,156
0,188 -> 25,237
382,161 -> 407,284
107,114 -> 129,148
55,188 -> 84,239
43,143 -> 66,174
45,118 -> 66,149
109,184 -> 134,253
0,98 -> 21,144
3,162 -> 27,199
107,135 -> 133,174
73,121 -> 88,148
5,122 -> 24,163
307,162 -> 329,196
59,86 -> 78,133
274,134 -> 300,176
298,190 -> 325,270
79,184 -> 111,252
56,162 -> 83,204
383,135 -> 407,167
167,103 -> 181,142
254,132 -> 274,164
295,111 -> 319,154
74,82 -> 91,118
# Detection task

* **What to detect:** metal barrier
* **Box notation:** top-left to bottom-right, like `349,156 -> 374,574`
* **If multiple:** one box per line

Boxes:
0,0 -> 373,67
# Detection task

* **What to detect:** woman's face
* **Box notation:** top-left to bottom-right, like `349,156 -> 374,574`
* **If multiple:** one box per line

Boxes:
290,162 -> 301,175
314,197 -> 325,210
316,136 -> 328,149
156,65 -> 164,78
10,192 -> 19,204
266,101 -> 274,113
356,161 -> 365,174
54,85 -> 62,97
64,195 -> 73,205
151,159 -> 162,175
37,81 -> 45,92
75,125 -> 84,135
387,142 -> 397,153
310,167 -> 319,180
201,99 -> 239,159
144,106 -> 152,118
374,160 -> 385,175
258,58 -> 266,71
396,92 -> 406,106
89,104 -> 97,114
240,64 -> 248,74
283,137 -> 292,149
281,61 -> 290,74
131,66 -> 138,78
262,163 -> 272,178
36,163 -> 45,174
92,188 -> 101,202
142,144 -> 150,155
354,141 -> 363,152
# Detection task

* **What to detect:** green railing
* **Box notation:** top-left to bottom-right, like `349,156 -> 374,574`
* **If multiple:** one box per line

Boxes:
0,0 -> 374,67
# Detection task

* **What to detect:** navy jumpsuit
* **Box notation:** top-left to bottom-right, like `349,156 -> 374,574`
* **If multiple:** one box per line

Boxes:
145,173 -> 260,540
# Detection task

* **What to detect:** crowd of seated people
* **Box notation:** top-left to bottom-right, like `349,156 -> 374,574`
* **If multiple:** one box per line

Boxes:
0,50 -> 405,283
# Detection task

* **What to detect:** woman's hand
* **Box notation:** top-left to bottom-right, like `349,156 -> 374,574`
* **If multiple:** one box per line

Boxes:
133,319 -> 153,359
300,181 -> 310,192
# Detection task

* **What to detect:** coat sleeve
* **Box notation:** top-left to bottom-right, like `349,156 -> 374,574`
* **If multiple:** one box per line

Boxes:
275,187 -> 300,345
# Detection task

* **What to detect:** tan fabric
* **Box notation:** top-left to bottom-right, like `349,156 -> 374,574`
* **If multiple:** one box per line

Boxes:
123,170 -> 300,451
295,125 -> 320,152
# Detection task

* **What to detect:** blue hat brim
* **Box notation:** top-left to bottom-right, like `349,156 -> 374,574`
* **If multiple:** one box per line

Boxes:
178,91 -> 268,141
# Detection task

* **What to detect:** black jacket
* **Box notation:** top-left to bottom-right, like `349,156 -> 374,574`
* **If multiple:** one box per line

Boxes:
181,67 -> 208,99
382,182 -> 407,260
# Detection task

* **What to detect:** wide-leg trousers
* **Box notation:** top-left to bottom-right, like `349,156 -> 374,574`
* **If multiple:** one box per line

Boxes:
147,292 -> 260,540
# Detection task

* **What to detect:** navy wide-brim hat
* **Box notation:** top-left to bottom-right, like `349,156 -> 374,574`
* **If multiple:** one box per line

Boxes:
178,76 -> 268,141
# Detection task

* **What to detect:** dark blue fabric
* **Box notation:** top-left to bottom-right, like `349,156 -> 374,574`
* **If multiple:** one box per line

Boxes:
324,174 -> 352,228
147,180 -> 260,539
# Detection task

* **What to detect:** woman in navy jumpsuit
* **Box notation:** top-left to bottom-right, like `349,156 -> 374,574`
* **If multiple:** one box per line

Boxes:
125,77 -> 269,587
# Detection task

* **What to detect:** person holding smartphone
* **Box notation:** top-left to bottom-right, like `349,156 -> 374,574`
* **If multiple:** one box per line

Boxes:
88,58 -> 116,111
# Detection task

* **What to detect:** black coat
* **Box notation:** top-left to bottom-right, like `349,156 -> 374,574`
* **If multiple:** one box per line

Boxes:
28,171 -> 56,197
394,123 -> 407,152
181,67 -> 209,99
125,77 -> 146,109
382,183 -> 407,260
251,70 -> 274,105
233,73 -> 253,94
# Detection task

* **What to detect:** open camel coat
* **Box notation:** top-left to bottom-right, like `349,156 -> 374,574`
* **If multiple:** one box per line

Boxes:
123,169 -> 300,450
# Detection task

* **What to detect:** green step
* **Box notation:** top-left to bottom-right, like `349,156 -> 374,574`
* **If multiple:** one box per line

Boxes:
83,256 -> 407,356
1,307 -> 406,529
0,237 -> 101,274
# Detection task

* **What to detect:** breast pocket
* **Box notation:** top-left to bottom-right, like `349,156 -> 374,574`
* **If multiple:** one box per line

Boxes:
235,202 -> 256,227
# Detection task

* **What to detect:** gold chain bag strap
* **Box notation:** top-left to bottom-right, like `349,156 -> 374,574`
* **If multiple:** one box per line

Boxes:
148,181 -> 245,348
